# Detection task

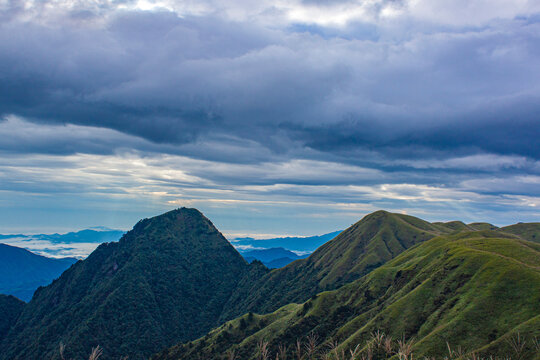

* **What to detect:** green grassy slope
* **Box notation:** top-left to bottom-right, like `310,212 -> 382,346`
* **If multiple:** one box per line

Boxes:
0,295 -> 25,342
468,222 -> 499,231
0,208 -> 262,360
220,211 -> 449,321
156,231 -> 540,360
501,222 -> 540,243
432,220 -> 474,232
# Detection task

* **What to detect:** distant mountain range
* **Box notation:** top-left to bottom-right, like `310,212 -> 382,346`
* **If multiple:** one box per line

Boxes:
231,231 -> 341,253
1,228 -> 336,261
0,244 -> 78,301
0,228 -> 125,244
0,209 -> 538,360
0,228 -> 125,258
241,247 -> 309,268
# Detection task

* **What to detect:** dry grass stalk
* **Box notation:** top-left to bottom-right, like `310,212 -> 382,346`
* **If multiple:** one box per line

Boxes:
383,336 -> 393,355
59,343 -> 67,360
296,339 -> 304,360
305,332 -> 319,359
349,344 -> 361,360
278,343 -> 288,360
226,348 -> 237,360
258,340 -> 270,360
397,336 -> 415,360
507,332 -> 525,360
88,345 -> 103,360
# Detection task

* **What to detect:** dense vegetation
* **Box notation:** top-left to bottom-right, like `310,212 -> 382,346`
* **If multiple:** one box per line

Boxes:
155,231 -> 540,360
0,208 -> 260,360
0,295 -> 24,341
0,243 -> 77,301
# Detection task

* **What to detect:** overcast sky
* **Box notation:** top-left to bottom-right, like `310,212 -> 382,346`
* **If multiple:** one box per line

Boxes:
0,0 -> 539,236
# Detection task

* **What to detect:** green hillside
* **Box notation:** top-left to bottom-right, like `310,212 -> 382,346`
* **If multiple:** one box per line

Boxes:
157,230 -> 540,360
468,222 -> 498,231
432,220 -> 474,232
220,211 -> 449,321
501,222 -> 540,243
0,208 -> 262,360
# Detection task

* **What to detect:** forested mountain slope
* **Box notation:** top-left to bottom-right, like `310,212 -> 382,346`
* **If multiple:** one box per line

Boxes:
0,208 -> 261,360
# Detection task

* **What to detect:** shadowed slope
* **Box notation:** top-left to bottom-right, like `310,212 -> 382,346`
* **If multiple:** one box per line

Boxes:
220,211 -> 448,320
157,231 -> 540,360
0,295 -> 24,342
0,208 -> 258,360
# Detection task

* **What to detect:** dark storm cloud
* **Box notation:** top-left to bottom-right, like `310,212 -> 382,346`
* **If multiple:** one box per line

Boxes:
0,4 -> 539,168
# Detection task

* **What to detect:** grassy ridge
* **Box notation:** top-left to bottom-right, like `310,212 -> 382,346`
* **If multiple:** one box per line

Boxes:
501,222 -> 540,243
220,211 -> 448,321
156,231 -> 540,360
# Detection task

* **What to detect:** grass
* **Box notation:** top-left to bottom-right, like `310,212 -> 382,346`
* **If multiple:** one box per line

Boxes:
154,232 -> 540,360
69,331 -> 538,360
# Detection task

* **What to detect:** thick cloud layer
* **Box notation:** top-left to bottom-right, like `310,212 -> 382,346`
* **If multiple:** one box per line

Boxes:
0,0 -> 538,234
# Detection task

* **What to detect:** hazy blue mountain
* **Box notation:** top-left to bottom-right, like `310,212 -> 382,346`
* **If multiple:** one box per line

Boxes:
231,230 -> 341,253
0,228 -> 125,244
242,247 -> 305,262
0,244 -> 78,301
241,247 -> 307,268
264,257 -> 300,268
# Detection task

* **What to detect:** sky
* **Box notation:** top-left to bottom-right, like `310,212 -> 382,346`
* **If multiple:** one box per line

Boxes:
0,0 -> 539,237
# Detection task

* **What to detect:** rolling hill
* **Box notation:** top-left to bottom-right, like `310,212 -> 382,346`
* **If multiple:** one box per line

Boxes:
156,230 -> 540,360
500,222 -> 540,243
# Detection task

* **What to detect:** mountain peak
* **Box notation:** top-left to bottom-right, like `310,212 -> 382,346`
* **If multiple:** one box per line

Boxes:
124,207 -> 224,248
0,209 -> 251,360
